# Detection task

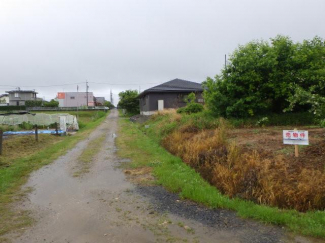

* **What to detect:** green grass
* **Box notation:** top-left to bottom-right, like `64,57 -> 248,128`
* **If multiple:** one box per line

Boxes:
0,110 -> 108,240
116,117 -> 325,239
73,134 -> 106,177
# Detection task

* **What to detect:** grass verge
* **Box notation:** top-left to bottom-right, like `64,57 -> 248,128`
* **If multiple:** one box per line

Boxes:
116,117 -> 325,239
0,111 -> 108,241
73,134 -> 106,177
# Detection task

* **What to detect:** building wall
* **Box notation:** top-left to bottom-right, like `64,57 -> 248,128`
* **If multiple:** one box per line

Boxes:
8,92 -> 37,106
57,92 -> 94,107
140,91 -> 203,113
139,94 -> 150,112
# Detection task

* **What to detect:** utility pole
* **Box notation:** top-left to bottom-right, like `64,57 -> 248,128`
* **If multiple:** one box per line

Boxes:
86,80 -> 89,107
225,54 -> 227,70
77,85 -> 79,118
110,89 -> 113,104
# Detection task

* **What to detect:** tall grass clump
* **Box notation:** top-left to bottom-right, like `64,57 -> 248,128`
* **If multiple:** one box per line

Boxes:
161,122 -> 325,212
118,116 -> 325,238
146,111 -> 325,212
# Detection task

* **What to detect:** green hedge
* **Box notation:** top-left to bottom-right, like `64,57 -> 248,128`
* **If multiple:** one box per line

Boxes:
25,100 -> 42,107
0,106 -> 26,112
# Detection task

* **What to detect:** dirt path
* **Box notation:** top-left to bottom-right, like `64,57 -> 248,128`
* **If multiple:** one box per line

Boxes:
5,110 -> 323,243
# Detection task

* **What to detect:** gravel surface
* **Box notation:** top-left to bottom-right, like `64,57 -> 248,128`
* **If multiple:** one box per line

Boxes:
135,186 -> 284,243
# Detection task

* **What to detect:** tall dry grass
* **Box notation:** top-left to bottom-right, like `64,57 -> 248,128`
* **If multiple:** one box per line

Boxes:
162,121 -> 325,212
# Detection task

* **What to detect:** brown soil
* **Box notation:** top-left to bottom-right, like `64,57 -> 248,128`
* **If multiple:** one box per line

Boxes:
229,127 -> 325,172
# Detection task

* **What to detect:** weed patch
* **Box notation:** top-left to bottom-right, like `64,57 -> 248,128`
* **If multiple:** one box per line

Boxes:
73,134 -> 106,177
117,116 -> 325,238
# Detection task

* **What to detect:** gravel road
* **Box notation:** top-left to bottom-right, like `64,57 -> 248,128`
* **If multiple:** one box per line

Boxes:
5,110 -> 324,243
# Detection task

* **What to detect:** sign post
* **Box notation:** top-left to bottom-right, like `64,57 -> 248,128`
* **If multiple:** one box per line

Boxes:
283,129 -> 309,157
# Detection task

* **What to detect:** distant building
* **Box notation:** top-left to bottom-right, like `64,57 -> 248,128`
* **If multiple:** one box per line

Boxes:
95,97 -> 106,106
57,92 -> 95,107
5,89 -> 37,106
138,78 -> 204,115
0,94 -> 9,106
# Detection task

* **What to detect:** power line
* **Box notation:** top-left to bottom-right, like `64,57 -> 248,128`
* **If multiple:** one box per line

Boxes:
0,81 -> 160,88
88,82 -> 160,86
0,82 -> 84,88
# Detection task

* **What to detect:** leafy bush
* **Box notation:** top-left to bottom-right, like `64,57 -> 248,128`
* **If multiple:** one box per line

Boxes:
0,106 -> 26,111
320,119 -> 325,128
104,101 -> 115,109
117,90 -> 139,115
203,36 -> 325,118
19,122 -> 34,130
43,99 -> 59,107
25,100 -> 42,107
177,92 -> 204,114
177,103 -> 204,114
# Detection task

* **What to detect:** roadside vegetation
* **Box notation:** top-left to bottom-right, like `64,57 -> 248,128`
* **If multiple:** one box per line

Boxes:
117,114 -> 325,238
73,134 -> 106,177
117,90 -> 139,116
118,36 -> 325,238
0,110 -> 108,240
203,35 -> 325,125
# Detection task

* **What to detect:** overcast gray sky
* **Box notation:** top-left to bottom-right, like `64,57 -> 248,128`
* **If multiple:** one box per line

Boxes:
0,0 -> 324,105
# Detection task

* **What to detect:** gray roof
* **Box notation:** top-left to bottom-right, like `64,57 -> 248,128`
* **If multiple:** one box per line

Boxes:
6,90 -> 37,94
139,78 -> 203,97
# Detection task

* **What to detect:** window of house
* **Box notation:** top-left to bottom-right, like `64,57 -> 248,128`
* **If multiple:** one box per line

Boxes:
14,93 -> 19,98
70,96 -> 75,99
198,98 -> 204,103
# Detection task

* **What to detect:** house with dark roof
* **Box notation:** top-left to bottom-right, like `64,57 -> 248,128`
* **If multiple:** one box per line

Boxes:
5,89 -> 38,106
138,78 -> 204,115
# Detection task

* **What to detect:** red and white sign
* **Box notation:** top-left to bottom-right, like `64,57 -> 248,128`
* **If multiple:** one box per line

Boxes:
283,130 -> 309,145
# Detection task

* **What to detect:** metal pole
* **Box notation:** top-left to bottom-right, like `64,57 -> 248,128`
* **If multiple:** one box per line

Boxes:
225,54 -> 227,69
86,80 -> 88,107
0,130 -> 3,155
35,125 -> 38,142
55,122 -> 58,136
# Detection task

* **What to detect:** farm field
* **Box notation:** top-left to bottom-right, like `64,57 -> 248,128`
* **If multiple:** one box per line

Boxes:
133,110 -> 325,238
163,125 -> 325,211
0,110 -> 108,239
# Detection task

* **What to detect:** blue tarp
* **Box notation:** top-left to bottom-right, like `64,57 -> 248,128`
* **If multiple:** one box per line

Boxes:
4,130 -> 65,135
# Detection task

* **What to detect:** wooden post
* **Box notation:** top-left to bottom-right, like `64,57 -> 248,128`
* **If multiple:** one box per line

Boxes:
0,130 -> 3,155
294,128 -> 299,157
55,122 -> 58,136
35,125 -> 39,142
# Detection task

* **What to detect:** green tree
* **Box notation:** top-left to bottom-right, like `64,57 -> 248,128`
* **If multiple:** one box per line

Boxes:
43,99 -> 59,107
203,36 -> 325,118
25,100 -> 43,107
104,101 -> 115,109
177,92 -> 204,114
117,90 -> 139,115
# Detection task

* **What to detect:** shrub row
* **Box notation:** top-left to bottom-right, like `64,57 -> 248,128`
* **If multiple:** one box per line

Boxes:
0,106 -> 26,111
